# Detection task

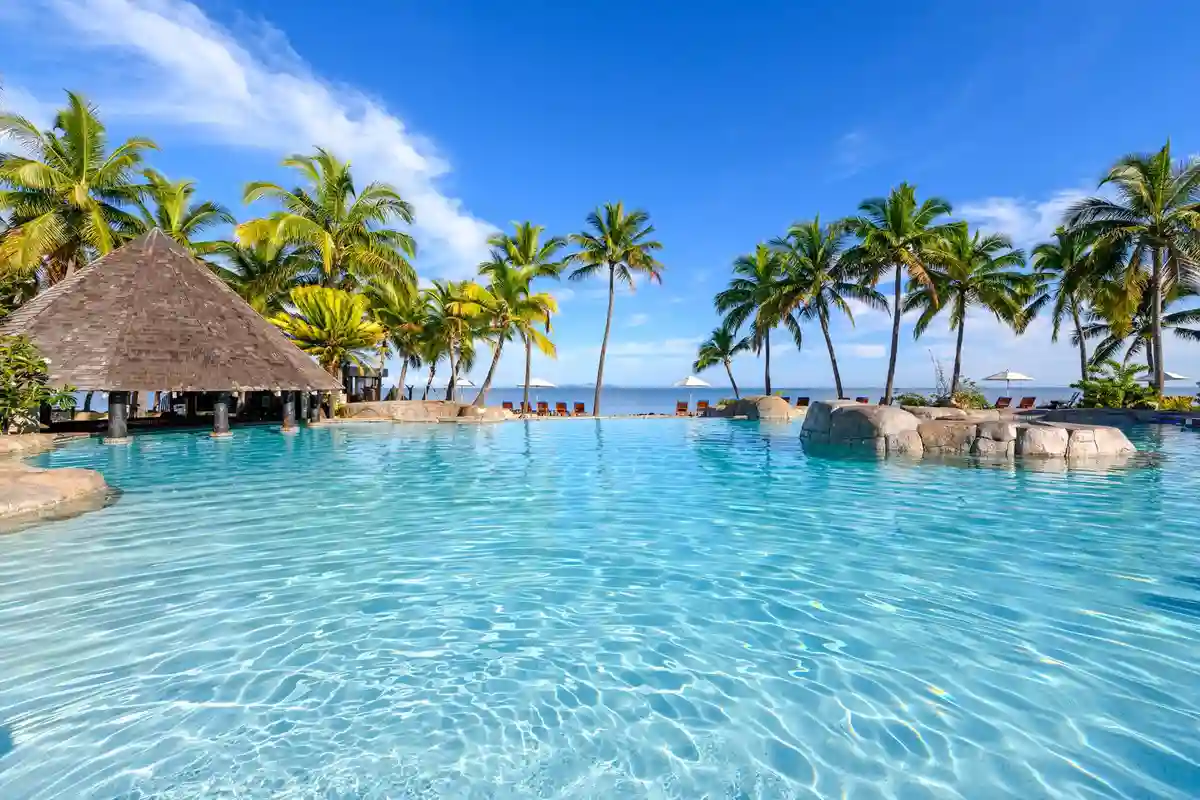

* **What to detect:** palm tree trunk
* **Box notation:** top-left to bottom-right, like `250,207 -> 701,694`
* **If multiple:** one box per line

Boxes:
398,359 -> 409,400
444,337 -> 458,402
423,362 -> 436,401
1146,336 -> 1156,377
763,328 -> 772,395
951,295 -> 966,397
593,266 -> 616,415
1151,247 -> 1165,394
522,334 -> 532,416
1071,302 -> 1088,380
723,358 -> 740,399
883,264 -> 902,403
473,339 -> 505,406
818,309 -> 843,399
82,391 -> 94,412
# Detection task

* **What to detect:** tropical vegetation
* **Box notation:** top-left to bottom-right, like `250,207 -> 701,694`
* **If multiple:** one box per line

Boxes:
0,335 -> 75,433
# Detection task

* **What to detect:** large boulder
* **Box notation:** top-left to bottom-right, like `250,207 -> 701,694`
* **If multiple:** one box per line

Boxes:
1040,422 -> 1136,458
825,404 -> 924,456
971,437 -> 1015,457
961,409 -> 1001,423
1015,424 -> 1069,457
751,395 -> 794,421
917,421 -> 977,455
902,406 -> 967,421
0,463 -> 110,521
976,422 -> 1017,442
799,400 -> 859,443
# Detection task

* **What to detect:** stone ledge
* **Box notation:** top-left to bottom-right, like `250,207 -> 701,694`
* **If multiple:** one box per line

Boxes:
0,462 -> 111,524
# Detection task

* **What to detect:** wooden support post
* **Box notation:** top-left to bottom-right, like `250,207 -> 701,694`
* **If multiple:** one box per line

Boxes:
212,392 -> 232,438
299,391 -> 310,424
308,392 -> 321,423
104,391 -> 130,444
281,391 -> 297,433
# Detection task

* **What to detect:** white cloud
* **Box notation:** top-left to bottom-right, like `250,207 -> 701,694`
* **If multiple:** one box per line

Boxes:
832,129 -> 872,178
958,188 -> 1090,250
627,313 -> 649,328
551,288 -> 575,304
607,338 -> 702,359
849,344 -> 886,358
0,85 -> 54,128
15,0 -> 496,276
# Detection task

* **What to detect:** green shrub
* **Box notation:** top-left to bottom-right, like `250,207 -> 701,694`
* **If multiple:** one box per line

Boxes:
895,392 -> 930,406
0,335 -> 76,433
1159,395 -> 1197,412
1071,360 -> 1158,409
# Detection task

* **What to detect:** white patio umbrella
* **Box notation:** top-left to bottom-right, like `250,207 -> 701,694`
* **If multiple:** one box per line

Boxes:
983,369 -> 1034,392
673,375 -> 711,408
518,377 -> 556,406
447,376 -> 475,402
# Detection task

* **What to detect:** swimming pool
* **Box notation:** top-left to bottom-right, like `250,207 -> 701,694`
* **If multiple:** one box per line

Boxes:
1,420 -> 1198,798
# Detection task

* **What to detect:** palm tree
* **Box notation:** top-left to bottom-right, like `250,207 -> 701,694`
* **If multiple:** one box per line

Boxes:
134,169 -> 234,255
364,276 -> 425,397
770,217 -> 888,399
1084,284 -> 1200,370
1027,227 -> 1098,382
466,262 -> 558,406
568,202 -> 663,415
903,224 -> 1029,396
422,280 -> 480,401
208,239 -> 313,315
715,244 -> 798,395
270,286 -> 384,375
0,91 -> 156,281
847,183 -> 954,403
484,222 -> 566,413
1066,142 -> 1200,393
693,324 -> 751,398
239,148 -> 416,290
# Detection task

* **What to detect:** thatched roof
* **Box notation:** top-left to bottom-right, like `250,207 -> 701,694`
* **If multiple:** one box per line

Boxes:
0,230 -> 342,392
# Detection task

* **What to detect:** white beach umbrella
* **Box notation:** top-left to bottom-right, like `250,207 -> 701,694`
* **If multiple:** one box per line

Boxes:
1163,371 -> 1189,381
983,369 -> 1034,392
445,376 -> 475,401
673,375 -> 711,408
519,378 -> 556,388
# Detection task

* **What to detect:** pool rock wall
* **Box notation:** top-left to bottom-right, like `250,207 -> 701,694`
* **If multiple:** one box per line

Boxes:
800,401 -> 1136,461
0,434 -> 110,525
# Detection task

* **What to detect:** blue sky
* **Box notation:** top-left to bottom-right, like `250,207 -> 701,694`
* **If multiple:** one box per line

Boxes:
3,0 -> 1199,388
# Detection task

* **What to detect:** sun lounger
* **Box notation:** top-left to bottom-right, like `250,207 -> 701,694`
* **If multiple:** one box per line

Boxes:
676,401 -> 689,416
796,397 -> 810,408
574,402 -> 586,416
994,397 -> 1012,409
502,401 -> 514,412
555,402 -> 569,416
536,401 -> 550,416
696,400 -> 710,415
1017,396 -> 1036,410
855,396 -> 869,404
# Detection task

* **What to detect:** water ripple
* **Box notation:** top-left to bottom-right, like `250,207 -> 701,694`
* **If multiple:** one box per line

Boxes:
0,421 -> 1197,798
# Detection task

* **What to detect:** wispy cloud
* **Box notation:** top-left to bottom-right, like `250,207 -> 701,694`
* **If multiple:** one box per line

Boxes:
831,129 -> 875,178
958,188 -> 1090,250
849,344 -> 886,359
607,337 -> 702,359
550,288 -> 575,304
9,0 -> 496,276
626,313 -> 649,328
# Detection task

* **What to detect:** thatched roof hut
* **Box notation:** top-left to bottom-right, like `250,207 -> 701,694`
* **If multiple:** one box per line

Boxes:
0,229 -> 341,393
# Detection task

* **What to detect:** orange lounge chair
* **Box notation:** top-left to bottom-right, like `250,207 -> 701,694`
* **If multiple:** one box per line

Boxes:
574,402 -> 587,416
676,401 -> 689,416
536,401 -> 550,416
555,401 -> 569,416
796,397 -> 810,408
855,396 -> 869,404
696,400 -> 710,415
502,401 -> 514,412
994,397 -> 1012,409
1017,396 -> 1036,410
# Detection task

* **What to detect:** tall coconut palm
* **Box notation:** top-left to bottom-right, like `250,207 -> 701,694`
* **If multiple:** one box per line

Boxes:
134,169 -> 234,256
1066,142 -> 1200,393
270,286 -> 384,375
484,222 -> 566,413
1084,284 -> 1200,370
903,224 -> 1029,396
209,239 -> 313,315
715,244 -> 799,395
1027,227 -> 1098,382
0,91 -> 156,281
693,324 -> 751,398
847,183 -> 954,403
239,148 -> 416,290
422,280 -> 480,401
770,217 -> 888,399
467,263 -> 558,406
568,202 -> 663,415
364,276 -> 425,396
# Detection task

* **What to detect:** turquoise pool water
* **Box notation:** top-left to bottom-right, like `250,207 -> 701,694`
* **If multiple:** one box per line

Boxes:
1,421 -> 1199,798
